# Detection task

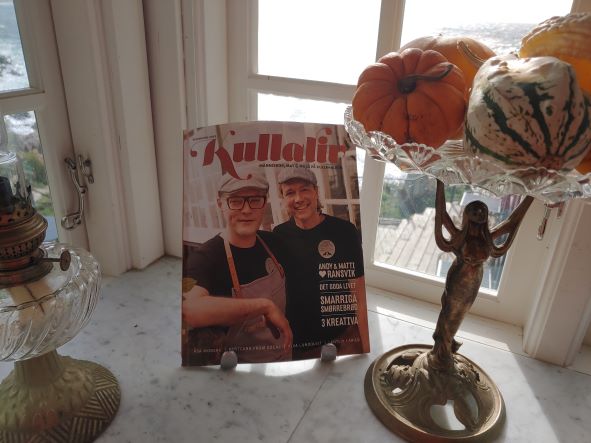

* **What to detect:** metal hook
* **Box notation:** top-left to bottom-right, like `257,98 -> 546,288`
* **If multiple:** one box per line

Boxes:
61,155 -> 92,230
78,156 -> 94,184
537,206 -> 552,240
556,201 -> 566,219
537,202 -> 566,240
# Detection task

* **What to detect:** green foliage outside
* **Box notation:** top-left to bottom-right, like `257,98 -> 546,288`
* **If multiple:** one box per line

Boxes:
20,150 -> 46,184
19,150 -> 54,216
380,177 -> 465,220
4,113 -> 54,218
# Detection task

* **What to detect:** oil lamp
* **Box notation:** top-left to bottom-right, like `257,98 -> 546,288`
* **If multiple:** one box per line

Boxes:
0,119 -> 120,441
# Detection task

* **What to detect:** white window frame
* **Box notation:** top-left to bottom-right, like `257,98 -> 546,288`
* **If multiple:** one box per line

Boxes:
225,0 -> 552,324
1,0 -> 87,249
146,0 -> 591,366
48,0 -> 164,275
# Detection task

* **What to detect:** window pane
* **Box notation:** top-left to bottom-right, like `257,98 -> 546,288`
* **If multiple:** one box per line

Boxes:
257,93 -> 348,124
257,93 -> 365,189
3,112 -> 57,241
356,148 -> 365,190
0,1 -> 30,91
258,0 -> 380,84
376,169 -> 524,291
400,0 -> 572,53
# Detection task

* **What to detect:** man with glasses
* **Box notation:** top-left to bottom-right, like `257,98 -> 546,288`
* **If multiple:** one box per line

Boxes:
182,170 -> 292,365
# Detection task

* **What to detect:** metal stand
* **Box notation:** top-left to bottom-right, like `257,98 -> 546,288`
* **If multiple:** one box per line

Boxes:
365,345 -> 504,442
220,350 -> 238,370
364,180 -> 533,442
0,350 -> 120,442
321,343 -> 337,362
220,344 -> 338,368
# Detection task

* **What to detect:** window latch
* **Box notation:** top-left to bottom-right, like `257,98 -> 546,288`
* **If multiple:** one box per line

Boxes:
61,155 -> 93,230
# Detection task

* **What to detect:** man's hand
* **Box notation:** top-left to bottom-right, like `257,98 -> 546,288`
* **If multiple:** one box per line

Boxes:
261,299 -> 293,350
182,286 -> 208,328
182,285 -> 292,351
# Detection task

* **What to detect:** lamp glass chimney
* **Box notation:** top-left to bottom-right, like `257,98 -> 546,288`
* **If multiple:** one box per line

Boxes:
0,115 -> 30,208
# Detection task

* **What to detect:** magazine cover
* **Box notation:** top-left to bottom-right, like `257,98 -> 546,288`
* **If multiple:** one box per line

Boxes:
181,121 -> 369,366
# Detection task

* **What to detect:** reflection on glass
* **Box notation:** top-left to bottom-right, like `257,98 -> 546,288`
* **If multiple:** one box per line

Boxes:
344,153 -> 360,196
376,167 -> 524,291
326,204 -> 350,223
258,0 -> 380,84
327,167 -> 346,199
318,150 -> 361,227
256,93 -> 364,209
208,205 -> 219,229
356,148 -> 365,190
3,112 -> 56,241
0,0 -> 29,92
257,93 -> 348,125
399,0 -> 571,52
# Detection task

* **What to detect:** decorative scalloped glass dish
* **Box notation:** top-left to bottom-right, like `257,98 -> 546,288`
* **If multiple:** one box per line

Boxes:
345,106 -> 591,204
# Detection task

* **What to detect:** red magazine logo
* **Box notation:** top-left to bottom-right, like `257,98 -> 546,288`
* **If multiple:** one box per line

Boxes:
190,128 -> 346,179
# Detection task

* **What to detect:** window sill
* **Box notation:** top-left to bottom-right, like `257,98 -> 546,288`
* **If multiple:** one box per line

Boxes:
368,284 -> 591,377
3,256 -> 589,442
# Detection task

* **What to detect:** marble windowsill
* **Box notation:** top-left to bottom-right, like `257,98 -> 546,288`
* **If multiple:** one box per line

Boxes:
1,256 -> 590,442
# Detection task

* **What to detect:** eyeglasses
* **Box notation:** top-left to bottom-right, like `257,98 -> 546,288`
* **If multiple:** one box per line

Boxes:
225,195 -> 267,210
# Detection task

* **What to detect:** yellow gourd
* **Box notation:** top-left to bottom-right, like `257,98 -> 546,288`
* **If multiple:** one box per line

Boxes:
519,12 -> 591,95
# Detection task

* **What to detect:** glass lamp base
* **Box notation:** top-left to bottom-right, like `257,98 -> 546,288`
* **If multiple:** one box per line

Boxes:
365,344 -> 505,443
0,350 -> 120,442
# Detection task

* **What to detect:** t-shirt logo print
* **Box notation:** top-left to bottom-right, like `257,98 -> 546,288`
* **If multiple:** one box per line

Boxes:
318,240 -> 336,259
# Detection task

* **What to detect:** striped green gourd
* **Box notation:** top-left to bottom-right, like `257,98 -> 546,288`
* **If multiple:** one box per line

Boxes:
464,54 -> 591,171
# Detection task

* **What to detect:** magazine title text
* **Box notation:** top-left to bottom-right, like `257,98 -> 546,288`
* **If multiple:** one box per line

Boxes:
190,129 -> 347,179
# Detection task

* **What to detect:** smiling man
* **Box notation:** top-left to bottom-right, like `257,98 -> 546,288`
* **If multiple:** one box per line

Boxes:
182,170 -> 292,365
273,166 -> 369,359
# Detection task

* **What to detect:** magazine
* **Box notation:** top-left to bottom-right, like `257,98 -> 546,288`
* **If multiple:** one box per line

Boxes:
181,121 -> 369,366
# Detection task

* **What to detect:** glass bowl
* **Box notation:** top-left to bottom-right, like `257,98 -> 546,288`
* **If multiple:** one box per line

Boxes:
0,242 -> 100,361
344,106 -> 591,204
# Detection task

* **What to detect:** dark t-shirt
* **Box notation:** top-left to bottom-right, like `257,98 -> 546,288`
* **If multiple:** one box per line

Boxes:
182,231 -> 287,365
273,215 -> 364,350
183,231 -> 286,297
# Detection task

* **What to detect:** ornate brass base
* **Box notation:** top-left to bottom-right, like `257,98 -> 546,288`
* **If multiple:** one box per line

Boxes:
365,345 -> 504,442
0,350 -> 120,442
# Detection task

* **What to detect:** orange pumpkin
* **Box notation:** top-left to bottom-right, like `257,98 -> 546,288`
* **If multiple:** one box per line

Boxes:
352,48 -> 467,148
400,36 -> 495,100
